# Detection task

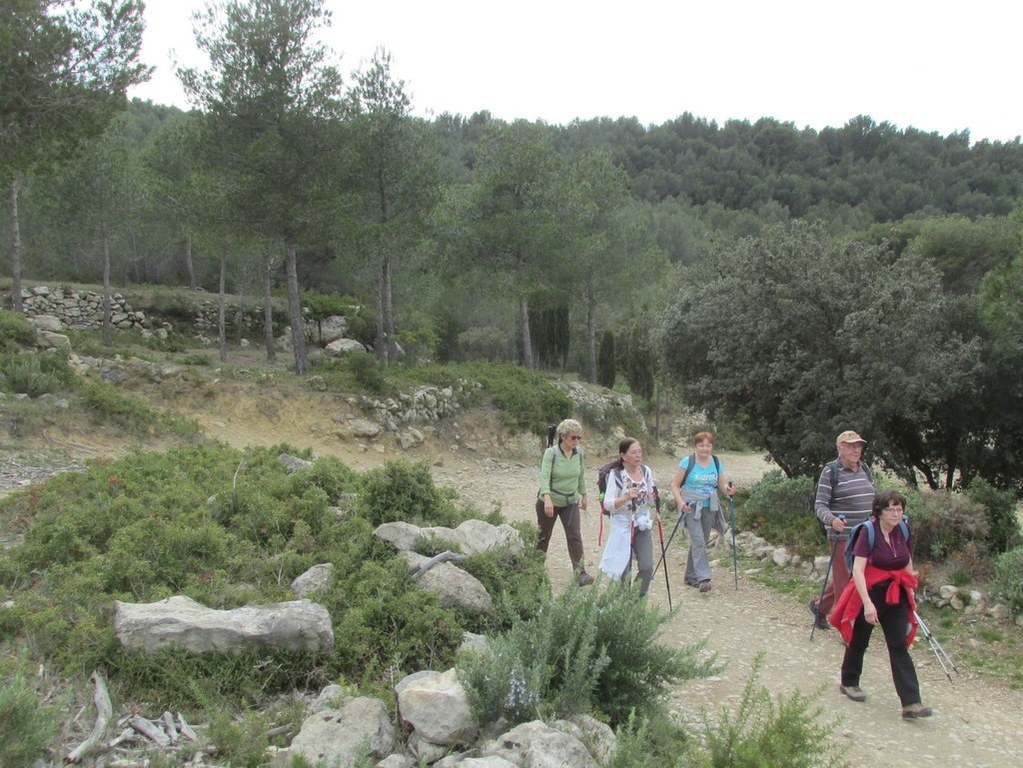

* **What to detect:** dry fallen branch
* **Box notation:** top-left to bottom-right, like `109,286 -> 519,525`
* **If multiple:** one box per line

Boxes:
161,710 -> 178,744
411,550 -> 466,577
177,712 -> 200,743
128,714 -> 171,747
66,670 -> 113,763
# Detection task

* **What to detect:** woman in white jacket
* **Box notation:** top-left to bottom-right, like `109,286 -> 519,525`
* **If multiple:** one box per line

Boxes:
599,438 -> 656,596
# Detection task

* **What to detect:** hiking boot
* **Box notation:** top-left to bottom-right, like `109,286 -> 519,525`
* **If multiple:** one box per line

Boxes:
840,685 -> 867,702
577,571 -> 594,587
698,580 -> 712,593
808,599 -> 830,631
685,578 -> 700,588
901,702 -> 932,719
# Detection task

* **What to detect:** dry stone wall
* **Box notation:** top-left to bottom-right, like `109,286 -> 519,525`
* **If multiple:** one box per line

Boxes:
18,285 -> 149,332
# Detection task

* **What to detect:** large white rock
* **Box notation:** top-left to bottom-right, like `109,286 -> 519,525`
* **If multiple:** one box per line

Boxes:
289,696 -> 395,766
114,595 -> 333,654
479,720 -> 599,768
396,669 -> 478,747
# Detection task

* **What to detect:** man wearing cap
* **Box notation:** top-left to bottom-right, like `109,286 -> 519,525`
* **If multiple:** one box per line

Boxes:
808,430 -> 876,631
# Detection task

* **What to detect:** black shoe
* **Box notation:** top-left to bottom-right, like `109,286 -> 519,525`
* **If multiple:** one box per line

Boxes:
808,599 -> 830,630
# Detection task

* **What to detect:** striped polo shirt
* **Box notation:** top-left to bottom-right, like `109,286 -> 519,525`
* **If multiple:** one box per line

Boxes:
814,462 -> 875,537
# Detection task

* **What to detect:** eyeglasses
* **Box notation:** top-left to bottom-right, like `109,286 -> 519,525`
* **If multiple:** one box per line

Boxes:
566,435 -> 583,441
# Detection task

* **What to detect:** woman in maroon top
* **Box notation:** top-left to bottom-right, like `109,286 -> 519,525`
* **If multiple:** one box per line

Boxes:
833,490 -> 932,719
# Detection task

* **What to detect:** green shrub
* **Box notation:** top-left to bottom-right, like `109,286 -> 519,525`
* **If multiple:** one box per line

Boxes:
0,352 -> 75,397
910,488 -> 990,562
346,351 -> 391,395
990,546 -> 1023,615
0,311 -> 37,352
358,460 -> 448,527
457,326 -> 511,362
738,471 -> 819,558
480,364 -> 573,435
458,580 -> 716,729
0,675 -> 60,768
703,654 -> 845,768
965,477 -> 1022,554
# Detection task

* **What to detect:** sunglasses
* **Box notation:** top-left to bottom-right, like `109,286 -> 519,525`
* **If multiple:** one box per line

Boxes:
566,435 -> 583,441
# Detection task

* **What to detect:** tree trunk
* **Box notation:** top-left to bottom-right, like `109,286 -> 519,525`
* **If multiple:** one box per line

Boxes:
374,267 -> 386,362
519,294 -> 534,370
218,252 -> 228,363
102,226 -> 112,348
184,232 -> 196,290
382,250 -> 396,365
586,275 -> 597,384
9,178 -> 23,312
284,242 -> 309,374
261,251 -> 276,362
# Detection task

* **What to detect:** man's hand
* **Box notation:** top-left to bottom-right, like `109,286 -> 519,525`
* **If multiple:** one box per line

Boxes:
831,517 -> 846,533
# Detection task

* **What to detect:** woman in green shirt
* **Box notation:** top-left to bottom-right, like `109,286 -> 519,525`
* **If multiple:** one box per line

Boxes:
537,418 -> 593,586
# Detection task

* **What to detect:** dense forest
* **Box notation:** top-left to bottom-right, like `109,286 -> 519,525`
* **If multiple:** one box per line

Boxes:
4,0 -> 1023,494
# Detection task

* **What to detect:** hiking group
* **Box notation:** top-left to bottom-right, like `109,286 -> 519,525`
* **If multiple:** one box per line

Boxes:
536,422 -> 933,721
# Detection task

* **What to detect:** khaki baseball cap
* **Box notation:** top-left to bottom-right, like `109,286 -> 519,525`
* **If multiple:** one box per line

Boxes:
836,430 -> 867,445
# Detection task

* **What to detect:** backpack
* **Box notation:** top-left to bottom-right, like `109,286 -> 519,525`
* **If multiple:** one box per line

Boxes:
809,459 -> 874,539
844,518 -> 910,572
596,461 -> 621,516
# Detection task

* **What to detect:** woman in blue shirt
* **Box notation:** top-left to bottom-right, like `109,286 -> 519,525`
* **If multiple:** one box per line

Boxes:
669,431 -> 735,593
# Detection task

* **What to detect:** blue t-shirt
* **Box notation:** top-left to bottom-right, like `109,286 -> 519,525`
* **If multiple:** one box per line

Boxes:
679,455 -> 722,498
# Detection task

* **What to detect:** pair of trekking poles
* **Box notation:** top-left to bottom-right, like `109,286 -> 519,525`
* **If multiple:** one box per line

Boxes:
810,521 -> 959,682
652,484 -> 740,610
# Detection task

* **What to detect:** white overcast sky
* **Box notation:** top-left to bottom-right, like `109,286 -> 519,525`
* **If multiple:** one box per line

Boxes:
128,0 -> 1021,144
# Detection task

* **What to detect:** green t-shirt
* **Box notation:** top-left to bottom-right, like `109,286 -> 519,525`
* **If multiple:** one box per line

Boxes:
538,446 -> 586,507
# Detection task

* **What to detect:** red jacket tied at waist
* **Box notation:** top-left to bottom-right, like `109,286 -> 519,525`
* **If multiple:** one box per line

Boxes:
828,563 -> 918,647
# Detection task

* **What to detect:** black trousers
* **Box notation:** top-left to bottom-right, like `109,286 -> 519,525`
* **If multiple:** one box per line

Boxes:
840,580 -> 922,706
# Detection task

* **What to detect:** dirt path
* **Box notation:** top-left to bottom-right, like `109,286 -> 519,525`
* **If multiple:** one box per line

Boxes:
4,405 -> 1022,767
431,450 -> 1023,768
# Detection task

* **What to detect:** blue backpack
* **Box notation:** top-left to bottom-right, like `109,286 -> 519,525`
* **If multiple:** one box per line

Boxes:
844,518 -> 909,572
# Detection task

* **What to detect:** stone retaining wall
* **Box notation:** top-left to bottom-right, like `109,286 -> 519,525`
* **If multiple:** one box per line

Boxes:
18,285 -> 148,332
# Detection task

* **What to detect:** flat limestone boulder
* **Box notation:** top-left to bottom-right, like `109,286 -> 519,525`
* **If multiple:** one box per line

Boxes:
114,595 -> 333,655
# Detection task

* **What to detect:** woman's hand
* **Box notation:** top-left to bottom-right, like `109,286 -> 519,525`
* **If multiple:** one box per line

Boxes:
543,495 -> 554,518
863,600 -> 879,625
579,494 -> 587,512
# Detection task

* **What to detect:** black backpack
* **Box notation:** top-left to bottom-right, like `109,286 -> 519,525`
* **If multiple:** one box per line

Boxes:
844,518 -> 910,572
809,459 -> 874,539
596,461 -> 621,516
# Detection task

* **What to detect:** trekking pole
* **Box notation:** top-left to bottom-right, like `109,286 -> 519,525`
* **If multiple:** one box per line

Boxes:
810,515 -> 845,641
654,503 -> 687,574
727,483 -> 738,590
654,489 -> 672,610
914,611 -> 960,682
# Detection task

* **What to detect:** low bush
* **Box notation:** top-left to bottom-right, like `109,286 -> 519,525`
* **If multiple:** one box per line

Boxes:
0,443 -> 547,717
965,477 -> 1022,554
910,488 -> 990,562
0,675 -> 60,768
702,654 -> 845,768
738,471 -> 819,558
457,326 -> 511,362
0,310 -> 37,351
358,459 -> 449,527
458,580 -> 716,729
990,546 -> 1023,615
